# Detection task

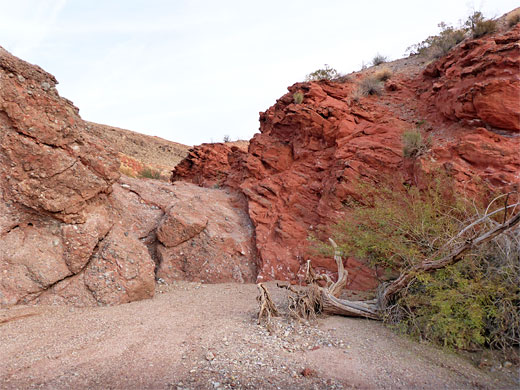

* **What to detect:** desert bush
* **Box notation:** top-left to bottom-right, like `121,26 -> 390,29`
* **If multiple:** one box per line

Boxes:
372,53 -> 387,66
357,77 -> 383,97
465,11 -> 497,38
223,134 -> 231,143
373,67 -> 392,82
402,129 -> 429,158
305,64 -> 339,81
293,91 -> 304,104
139,167 -> 161,180
407,22 -> 466,58
506,9 -> 520,27
119,165 -> 136,177
324,176 -> 520,351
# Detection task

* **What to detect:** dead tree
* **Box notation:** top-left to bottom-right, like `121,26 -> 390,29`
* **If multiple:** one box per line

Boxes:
257,283 -> 279,326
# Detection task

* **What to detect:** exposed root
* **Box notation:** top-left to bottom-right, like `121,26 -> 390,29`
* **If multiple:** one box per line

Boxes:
256,283 -> 279,330
277,283 -> 322,321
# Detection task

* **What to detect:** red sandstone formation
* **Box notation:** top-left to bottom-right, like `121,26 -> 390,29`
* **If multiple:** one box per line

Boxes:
172,25 -> 520,287
0,47 -> 256,307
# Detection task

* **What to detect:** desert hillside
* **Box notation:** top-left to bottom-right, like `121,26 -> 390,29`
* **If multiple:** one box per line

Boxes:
86,121 -> 189,179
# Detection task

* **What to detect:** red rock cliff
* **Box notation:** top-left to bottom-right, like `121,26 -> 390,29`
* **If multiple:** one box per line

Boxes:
172,25 -> 520,288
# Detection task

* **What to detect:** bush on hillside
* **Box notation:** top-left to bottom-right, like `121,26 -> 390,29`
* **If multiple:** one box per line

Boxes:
402,129 -> 429,158
465,11 -> 497,38
406,22 -> 466,58
293,91 -> 304,104
506,9 -> 520,27
322,175 -> 520,351
357,76 -> 383,96
305,64 -> 340,81
372,53 -> 387,66
139,167 -> 162,180
373,67 -> 393,82
120,165 -> 136,178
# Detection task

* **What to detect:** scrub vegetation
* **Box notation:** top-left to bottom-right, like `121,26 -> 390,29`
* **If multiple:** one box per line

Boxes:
319,175 -> 520,353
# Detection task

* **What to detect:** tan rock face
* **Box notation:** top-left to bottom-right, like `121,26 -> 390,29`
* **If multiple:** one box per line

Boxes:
172,26 -> 520,289
84,226 -> 155,305
0,44 -> 274,308
154,181 -> 257,284
157,207 -> 208,248
0,48 -> 120,224
0,46 -> 160,307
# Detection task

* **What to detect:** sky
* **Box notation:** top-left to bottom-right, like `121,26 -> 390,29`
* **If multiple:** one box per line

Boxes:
1,1 -> 518,146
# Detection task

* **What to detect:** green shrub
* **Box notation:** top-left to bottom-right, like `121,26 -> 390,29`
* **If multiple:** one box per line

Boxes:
372,53 -> 387,66
506,9 -> 520,27
465,11 -> 497,38
357,77 -> 383,97
322,176 -> 520,351
391,247 -> 519,351
327,176 -> 466,269
305,64 -> 339,81
119,165 -> 136,178
139,167 -> 161,180
293,91 -> 304,104
402,129 -> 429,158
407,22 -> 466,58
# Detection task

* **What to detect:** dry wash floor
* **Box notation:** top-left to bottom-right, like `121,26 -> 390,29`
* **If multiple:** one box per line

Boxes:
0,282 -> 517,389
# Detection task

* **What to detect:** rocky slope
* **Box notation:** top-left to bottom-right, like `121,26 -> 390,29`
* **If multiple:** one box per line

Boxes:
87,122 -> 189,180
0,46 -> 256,307
172,24 -> 520,286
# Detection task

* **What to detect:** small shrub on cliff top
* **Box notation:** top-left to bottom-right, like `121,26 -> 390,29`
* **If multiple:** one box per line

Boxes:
293,91 -> 304,104
371,53 -> 387,66
322,175 -> 520,352
305,64 -> 339,81
506,9 -> 520,27
406,22 -> 466,58
465,11 -> 497,38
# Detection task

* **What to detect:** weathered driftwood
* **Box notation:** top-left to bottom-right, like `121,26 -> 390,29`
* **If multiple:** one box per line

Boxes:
260,204 -> 520,322
311,239 -> 380,319
256,283 -> 279,325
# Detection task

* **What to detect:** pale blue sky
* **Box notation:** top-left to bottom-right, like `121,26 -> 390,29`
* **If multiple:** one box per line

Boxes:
1,1 -> 517,145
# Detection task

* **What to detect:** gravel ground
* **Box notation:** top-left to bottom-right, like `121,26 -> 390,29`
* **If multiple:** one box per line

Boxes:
0,281 -> 517,389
